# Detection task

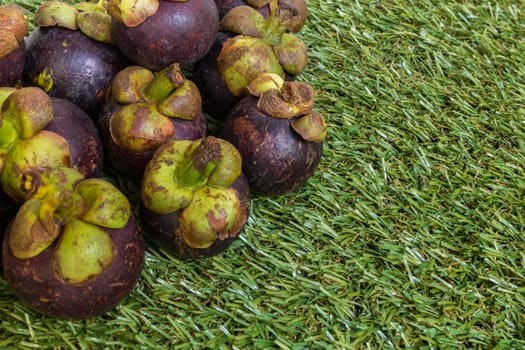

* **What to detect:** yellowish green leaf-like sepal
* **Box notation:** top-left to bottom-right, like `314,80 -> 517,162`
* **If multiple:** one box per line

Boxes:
179,186 -> 245,249
54,219 -> 115,284
8,198 -> 60,259
75,178 -> 131,229
218,36 -> 285,96
1,131 -> 71,202
157,80 -> 202,120
34,1 -> 79,30
1,87 -> 54,140
76,11 -> 113,44
107,0 -> 159,28
109,102 -> 175,153
291,111 -> 327,143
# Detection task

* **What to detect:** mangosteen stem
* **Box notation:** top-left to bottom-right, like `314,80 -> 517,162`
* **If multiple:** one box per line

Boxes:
96,0 -> 106,11
176,137 -> 222,188
143,64 -> 185,102
260,0 -> 289,43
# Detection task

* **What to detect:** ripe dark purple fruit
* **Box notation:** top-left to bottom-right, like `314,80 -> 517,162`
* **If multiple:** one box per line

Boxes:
140,136 -> 250,258
0,43 -> 26,87
46,97 -> 104,179
23,26 -> 128,118
0,4 -> 28,86
99,98 -> 208,178
221,76 -> 326,195
3,217 -> 144,319
193,0 -> 307,118
110,0 -> 219,70
2,168 -> 145,319
97,64 -> 207,178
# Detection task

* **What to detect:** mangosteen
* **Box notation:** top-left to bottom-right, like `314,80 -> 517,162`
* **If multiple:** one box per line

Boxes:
2,167 -> 144,319
140,136 -> 250,259
23,1 -> 128,118
0,87 -> 103,203
217,2 -> 308,93
108,0 -> 219,70
0,4 -> 28,87
214,0 -> 306,33
192,0 -> 307,119
98,63 -> 207,178
220,74 -> 326,195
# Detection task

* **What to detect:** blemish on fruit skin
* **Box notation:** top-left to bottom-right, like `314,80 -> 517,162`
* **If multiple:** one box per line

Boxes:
34,67 -> 53,92
207,208 -> 227,232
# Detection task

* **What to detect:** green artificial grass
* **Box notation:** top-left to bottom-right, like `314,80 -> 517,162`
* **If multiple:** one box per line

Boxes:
1,0 -> 525,348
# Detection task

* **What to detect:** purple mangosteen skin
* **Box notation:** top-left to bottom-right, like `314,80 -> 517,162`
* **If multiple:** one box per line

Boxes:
45,98 -> 104,178
214,0 -> 270,19
112,0 -> 219,70
140,174 -> 250,259
1,215 -> 145,320
97,98 -> 208,178
23,27 -> 128,118
0,42 -> 25,87
193,31 -> 296,120
221,96 -> 323,195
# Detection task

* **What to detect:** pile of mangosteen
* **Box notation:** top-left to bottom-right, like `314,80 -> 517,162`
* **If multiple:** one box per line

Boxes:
0,0 -> 327,320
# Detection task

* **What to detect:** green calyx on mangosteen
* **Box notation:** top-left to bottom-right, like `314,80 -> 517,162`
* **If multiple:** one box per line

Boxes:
142,136 -> 242,214
192,0 -> 306,119
35,0 -> 114,44
248,73 -> 326,142
34,1 -> 79,30
217,0 -> 308,96
2,166 -> 144,319
218,35 -> 285,96
0,87 -> 58,178
0,87 -> 103,202
7,167 -> 128,286
108,0 -> 159,28
220,74 -> 325,195
141,136 -> 250,257
8,167 -> 130,268
109,63 -> 203,154
1,130 -> 71,202
98,63 -> 207,178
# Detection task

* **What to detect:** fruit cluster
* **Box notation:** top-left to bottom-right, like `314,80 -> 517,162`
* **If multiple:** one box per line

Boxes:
0,0 -> 327,319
